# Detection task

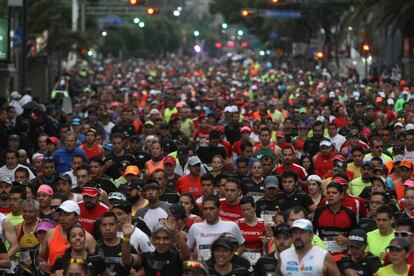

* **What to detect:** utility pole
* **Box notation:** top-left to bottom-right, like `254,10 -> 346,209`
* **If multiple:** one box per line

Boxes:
19,0 -> 27,93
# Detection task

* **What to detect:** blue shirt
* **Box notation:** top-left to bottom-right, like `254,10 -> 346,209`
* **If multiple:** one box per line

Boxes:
53,147 -> 87,174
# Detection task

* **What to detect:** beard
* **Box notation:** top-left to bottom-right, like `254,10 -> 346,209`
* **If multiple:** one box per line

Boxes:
127,194 -> 140,204
293,238 -> 305,250
84,202 -> 95,209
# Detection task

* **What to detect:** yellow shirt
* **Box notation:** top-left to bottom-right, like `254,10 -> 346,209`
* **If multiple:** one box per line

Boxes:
349,177 -> 371,197
377,264 -> 410,276
348,162 -> 362,179
366,229 -> 395,257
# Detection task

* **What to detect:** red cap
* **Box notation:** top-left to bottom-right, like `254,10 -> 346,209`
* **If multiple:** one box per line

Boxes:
241,126 -> 252,133
163,156 -> 176,165
82,187 -> 99,197
332,176 -> 348,185
47,137 -> 59,146
277,132 -> 285,138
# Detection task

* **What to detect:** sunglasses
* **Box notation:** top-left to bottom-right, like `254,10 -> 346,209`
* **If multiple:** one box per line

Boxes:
184,261 -> 204,269
395,231 -> 412,238
70,258 -> 85,265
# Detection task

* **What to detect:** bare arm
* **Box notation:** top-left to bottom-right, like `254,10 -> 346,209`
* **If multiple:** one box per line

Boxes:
122,223 -> 141,266
38,229 -> 54,274
176,231 -> 191,261
0,252 -> 10,269
2,219 -> 18,258
323,253 -> 341,276
85,231 -> 97,254
275,261 -> 283,276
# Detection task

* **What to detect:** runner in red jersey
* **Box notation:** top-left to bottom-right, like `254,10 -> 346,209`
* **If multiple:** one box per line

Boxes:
313,140 -> 341,177
78,186 -> 109,233
219,178 -> 243,221
80,128 -> 103,160
273,146 -> 307,182
237,196 -> 273,265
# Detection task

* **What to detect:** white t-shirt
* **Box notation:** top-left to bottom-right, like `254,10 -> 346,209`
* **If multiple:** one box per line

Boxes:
117,227 -> 155,253
329,134 -> 346,152
0,164 -> 35,180
187,219 -> 245,261
103,122 -> 115,143
142,207 -> 168,231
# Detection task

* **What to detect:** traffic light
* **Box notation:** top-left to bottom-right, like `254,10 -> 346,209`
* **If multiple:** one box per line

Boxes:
146,7 -> 160,16
315,51 -> 324,61
129,0 -> 145,5
361,42 -> 371,57
241,8 -> 256,18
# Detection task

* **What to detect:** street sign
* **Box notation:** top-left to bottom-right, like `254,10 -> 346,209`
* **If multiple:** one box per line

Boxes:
0,18 -> 9,61
98,16 -> 125,26
265,10 -> 301,19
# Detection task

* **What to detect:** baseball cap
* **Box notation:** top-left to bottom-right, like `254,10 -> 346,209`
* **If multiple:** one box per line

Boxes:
128,179 -> 145,190
149,109 -> 159,116
57,200 -> 80,215
188,156 -> 202,166
0,176 -> 13,185
177,147 -> 189,156
56,173 -> 72,184
319,140 -> 332,148
163,156 -> 176,165
124,165 -> 140,176
291,219 -> 313,232
404,180 -> 414,188
394,122 -> 404,129
400,160 -> 413,169
387,237 -> 410,251
212,237 -> 234,251
169,204 -> 187,220
224,106 -> 232,113
332,176 -> 349,185
36,219 -> 55,233
347,229 -> 367,248
264,176 -> 279,189
334,160 -> 346,170
362,161 -> 373,168
119,160 -> 131,170
348,130 -> 359,138
406,124 -> 414,131
144,121 -> 155,127
143,181 -> 160,191
241,126 -> 252,133
82,187 -> 100,197
32,153 -> 44,160
37,184 -> 53,196
112,202 -> 132,214
307,175 -> 322,184
72,118 -> 81,126
387,99 -> 395,105
183,261 -> 209,275
274,223 -> 291,236
108,192 -> 127,202
46,137 -> 59,146
9,134 -> 19,141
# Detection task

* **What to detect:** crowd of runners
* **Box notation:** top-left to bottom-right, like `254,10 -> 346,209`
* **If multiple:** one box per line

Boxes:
0,54 -> 412,275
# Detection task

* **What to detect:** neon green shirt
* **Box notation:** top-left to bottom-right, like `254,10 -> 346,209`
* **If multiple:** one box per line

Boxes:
366,229 -> 395,257
377,264 -> 410,276
349,177 -> 371,197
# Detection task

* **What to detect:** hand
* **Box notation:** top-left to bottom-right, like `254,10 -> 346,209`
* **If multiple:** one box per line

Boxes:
55,270 -> 64,276
39,261 -> 51,274
379,252 -> 386,261
344,268 -> 358,276
177,230 -> 188,241
122,223 -> 135,238
335,234 -> 348,245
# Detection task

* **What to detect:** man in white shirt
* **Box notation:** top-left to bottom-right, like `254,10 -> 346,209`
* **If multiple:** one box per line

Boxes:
187,194 -> 245,261
0,150 -> 35,180
112,202 -> 154,253
328,123 -> 346,152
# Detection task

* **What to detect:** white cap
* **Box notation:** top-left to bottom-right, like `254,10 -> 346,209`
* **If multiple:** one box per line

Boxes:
387,99 -> 395,105
402,91 -> 409,96
316,116 -> 326,123
406,123 -> 414,131
352,91 -> 360,99
32,153 -> 44,160
149,109 -> 159,115
10,91 -> 21,99
307,174 -> 322,184
251,85 -> 258,90
394,122 -> 404,129
231,105 -> 239,113
319,140 -> 332,148
378,91 -> 386,98
291,219 -> 313,232
188,156 -> 202,166
328,91 -> 335,98
57,200 -> 80,215
224,106 -> 232,113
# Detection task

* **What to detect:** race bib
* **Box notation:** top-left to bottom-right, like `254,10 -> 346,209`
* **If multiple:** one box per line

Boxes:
198,244 -> 211,261
260,211 -> 277,225
242,250 -> 261,265
324,237 -> 346,254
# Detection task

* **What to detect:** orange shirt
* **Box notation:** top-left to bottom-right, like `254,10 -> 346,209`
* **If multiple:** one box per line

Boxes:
175,174 -> 202,199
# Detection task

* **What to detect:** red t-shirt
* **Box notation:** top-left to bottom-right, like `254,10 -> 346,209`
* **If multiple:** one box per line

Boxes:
219,200 -> 243,221
78,201 -> 109,233
320,194 -> 367,219
176,175 -> 202,199
237,218 -> 266,254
